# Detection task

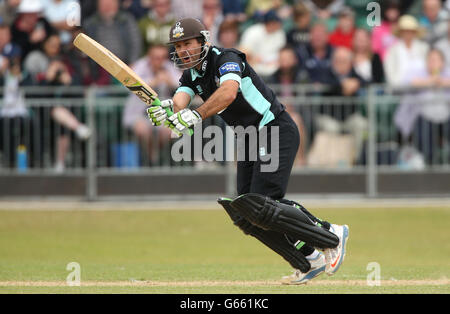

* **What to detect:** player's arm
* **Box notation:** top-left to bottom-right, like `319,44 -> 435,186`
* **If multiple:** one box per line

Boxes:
167,53 -> 243,135
195,80 -> 239,119
167,80 -> 239,135
172,89 -> 193,113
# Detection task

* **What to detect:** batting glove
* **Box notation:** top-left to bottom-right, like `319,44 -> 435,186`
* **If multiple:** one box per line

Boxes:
166,108 -> 202,135
147,99 -> 174,126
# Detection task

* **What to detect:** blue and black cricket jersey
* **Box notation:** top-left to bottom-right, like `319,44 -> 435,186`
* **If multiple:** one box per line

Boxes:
175,46 -> 285,130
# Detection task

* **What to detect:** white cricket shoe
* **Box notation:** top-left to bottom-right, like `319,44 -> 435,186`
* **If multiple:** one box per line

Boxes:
323,224 -> 349,276
281,251 -> 326,285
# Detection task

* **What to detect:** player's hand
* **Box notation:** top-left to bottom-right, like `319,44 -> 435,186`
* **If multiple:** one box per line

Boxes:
147,99 -> 174,126
166,108 -> 202,135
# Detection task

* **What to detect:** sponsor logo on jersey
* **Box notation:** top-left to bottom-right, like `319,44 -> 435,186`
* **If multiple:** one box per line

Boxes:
219,62 -> 240,75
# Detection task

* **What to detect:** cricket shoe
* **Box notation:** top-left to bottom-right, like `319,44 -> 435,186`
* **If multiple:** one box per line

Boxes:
281,251 -> 326,285
323,224 -> 349,276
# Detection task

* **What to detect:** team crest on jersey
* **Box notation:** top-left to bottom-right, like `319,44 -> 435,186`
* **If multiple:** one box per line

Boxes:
173,22 -> 184,39
219,62 -> 240,75
214,76 -> 220,87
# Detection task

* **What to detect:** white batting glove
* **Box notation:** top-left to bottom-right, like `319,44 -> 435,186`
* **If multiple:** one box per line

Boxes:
166,108 -> 202,135
147,99 -> 173,126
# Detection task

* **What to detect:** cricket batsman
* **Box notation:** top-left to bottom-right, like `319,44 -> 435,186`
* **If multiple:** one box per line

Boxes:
147,18 -> 349,284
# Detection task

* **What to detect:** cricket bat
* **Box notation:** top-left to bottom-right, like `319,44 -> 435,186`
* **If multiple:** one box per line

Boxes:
73,33 -> 189,136
73,33 -> 158,106
73,33 -> 193,136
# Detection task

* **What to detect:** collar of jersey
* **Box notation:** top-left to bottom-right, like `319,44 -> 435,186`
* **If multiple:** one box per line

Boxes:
190,48 -> 216,81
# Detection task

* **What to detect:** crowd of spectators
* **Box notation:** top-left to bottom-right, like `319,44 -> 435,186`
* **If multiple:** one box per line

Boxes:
1,0 -> 450,169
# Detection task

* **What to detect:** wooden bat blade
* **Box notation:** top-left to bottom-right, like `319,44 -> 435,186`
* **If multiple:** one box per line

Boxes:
73,33 -> 158,105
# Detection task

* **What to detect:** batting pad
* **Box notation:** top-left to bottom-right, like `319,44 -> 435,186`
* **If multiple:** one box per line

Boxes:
218,198 -> 311,273
230,193 -> 339,249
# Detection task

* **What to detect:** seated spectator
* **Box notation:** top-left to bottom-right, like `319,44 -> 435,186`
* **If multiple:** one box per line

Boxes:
171,0 -> 202,20
10,0 -> 53,61
0,57 -> 34,169
78,0 -> 97,23
0,0 -> 21,26
41,0 -> 80,45
245,0 -> 279,19
201,0 -> 224,46
84,0 -> 141,67
296,22 -> 334,85
267,45 -> 310,166
287,2 -> 312,48
371,0 -> 400,62
121,0 -> 151,20
239,10 -> 286,78
328,46 -> 364,96
24,33 -> 91,172
217,20 -> 240,49
435,21 -> 450,70
220,0 -> 246,22
311,46 -> 367,166
394,48 -> 450,164
267,46 -> 310,91
352,28 -> 385,84
0,22 -> 22,64
138,0 -> 175,53
385,15 -> 429,87
62,26 -> 111,86
122,45 -> 177,166
419,0 -> 449,45
329,6 -> 356,49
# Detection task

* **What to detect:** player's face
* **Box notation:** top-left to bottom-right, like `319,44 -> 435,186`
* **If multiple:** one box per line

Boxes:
174,38 -> 203,66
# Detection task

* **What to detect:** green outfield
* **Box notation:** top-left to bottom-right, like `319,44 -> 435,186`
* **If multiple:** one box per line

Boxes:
0,205 -> 449,294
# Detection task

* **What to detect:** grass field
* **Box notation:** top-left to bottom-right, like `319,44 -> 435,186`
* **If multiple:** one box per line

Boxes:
0,204 -> 449,294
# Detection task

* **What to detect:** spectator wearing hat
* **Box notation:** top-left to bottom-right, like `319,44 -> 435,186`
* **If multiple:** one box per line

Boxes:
371,0 -> 400,62
384,15 -> 429,87
419,0 -> 449,45
328,7 -> 356,49
0,0 -> 21,26
239,10 -> 286,78
10,0 -> 54,61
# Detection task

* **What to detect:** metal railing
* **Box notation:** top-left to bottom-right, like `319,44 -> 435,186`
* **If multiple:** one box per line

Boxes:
1,84 -> 450,198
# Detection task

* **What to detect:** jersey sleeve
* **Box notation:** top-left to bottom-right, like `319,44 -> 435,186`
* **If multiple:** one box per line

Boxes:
216,52 -> 243,87
174,70 -> 196,102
